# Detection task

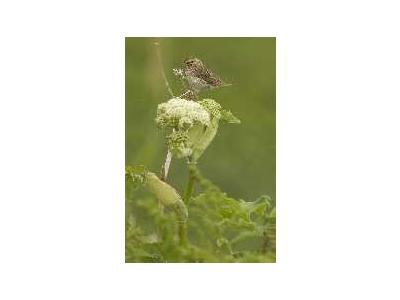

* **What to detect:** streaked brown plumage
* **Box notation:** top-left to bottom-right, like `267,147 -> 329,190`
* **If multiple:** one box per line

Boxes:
180,58 -> 231,95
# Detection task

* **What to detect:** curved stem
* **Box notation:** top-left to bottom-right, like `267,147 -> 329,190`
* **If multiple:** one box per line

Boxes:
154,40 -> 174,98
154,40 -> 175,182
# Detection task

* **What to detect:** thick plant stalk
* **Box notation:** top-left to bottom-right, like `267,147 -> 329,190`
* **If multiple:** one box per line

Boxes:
184,160 -> 197,204
178,220 -> 188,246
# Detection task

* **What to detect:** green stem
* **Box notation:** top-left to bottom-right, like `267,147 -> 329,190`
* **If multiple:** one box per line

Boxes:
178,221 -> 187,246
262,227 -> 268,254
178,159 -> 198,246
184,160 -> 197,204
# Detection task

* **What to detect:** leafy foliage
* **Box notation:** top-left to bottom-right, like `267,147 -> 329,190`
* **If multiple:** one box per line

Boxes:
126,165 -> 275,263
126,46 -> 274,262
125,165 -> 147,190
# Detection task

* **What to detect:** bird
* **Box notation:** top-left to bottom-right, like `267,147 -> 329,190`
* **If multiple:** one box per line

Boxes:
174,57 -> 231,98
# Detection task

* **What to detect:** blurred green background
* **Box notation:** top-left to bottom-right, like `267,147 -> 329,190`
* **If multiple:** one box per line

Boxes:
125,37 -> 275,202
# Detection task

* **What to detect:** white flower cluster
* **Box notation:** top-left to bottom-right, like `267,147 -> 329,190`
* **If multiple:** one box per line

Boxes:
155,97 -> 239,161
156,98 -> 210,129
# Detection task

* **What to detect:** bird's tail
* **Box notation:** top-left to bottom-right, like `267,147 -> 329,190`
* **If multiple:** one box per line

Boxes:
221,82 -> 232,87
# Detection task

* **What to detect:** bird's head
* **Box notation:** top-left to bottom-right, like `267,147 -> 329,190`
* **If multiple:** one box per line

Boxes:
184,57 -> 203,68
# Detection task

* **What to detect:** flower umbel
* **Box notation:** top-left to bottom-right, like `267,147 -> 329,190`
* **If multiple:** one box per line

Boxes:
156,98 -> 210,130
156,97 -> 240,161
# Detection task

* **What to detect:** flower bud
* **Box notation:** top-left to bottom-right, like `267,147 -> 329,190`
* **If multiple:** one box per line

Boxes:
146,172 -> 188,221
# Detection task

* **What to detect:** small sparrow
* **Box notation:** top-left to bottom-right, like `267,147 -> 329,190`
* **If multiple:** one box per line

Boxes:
174,58 -> 231,96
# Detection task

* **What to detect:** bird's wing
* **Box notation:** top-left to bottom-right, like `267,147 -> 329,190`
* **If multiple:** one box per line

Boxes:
190,64 -> 223,86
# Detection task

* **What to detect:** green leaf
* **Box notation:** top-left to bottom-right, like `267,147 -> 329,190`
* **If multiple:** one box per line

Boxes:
221,109 -> 241,124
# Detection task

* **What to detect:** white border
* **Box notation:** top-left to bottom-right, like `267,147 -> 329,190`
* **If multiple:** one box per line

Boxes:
1,1 -> 400,299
